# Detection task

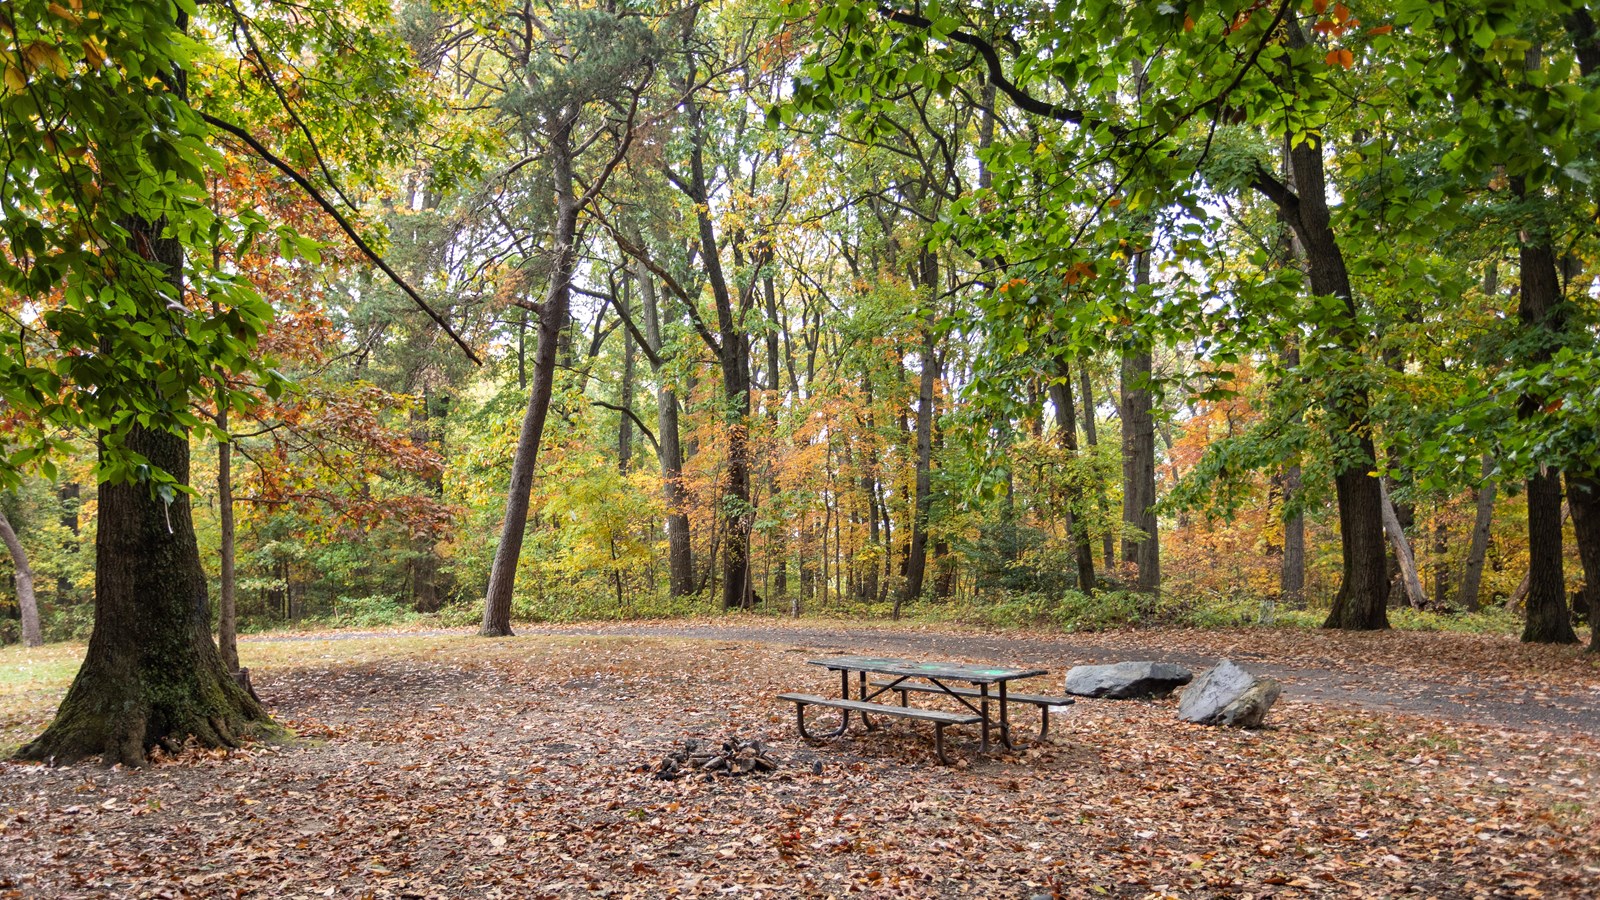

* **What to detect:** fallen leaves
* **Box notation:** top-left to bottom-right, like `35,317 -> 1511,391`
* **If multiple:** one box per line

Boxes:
0,629 -> 1595,898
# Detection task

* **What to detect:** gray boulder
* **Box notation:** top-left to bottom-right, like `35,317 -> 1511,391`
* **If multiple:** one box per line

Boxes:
1176,659 -> 1281,728
1063,661 -> 1194,699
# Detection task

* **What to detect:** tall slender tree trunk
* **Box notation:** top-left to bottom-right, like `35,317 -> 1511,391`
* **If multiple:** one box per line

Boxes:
1277,339 -> 1306,606
898,251 -> 938,614
763,271 -> 787,599
617,278 -> 636,475
482,116 -> 578,637
1077,361 -> 1117,570
216,408 -> 239,671
1457,457 -> 1497,613
0,507 -> 40,648
1120,249 -> 1160,591
631,246 -> 694,597
1049,358 -> 1097,593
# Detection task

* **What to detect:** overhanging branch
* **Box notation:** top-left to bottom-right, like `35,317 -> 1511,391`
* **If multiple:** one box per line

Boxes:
200,113 -> 482,366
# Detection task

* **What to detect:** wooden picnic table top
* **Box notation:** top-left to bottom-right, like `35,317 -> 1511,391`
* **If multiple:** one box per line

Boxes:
807,655 -> 1048,684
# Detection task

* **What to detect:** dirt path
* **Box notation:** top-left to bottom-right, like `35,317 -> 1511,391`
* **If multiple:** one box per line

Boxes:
506,621 -> 1600,735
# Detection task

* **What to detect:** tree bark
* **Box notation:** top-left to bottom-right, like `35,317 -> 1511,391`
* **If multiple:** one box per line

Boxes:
1522,467 -> 1577,643
630,240 -> 694,597
1457,457 -> 1496,613
216,409 -> 239,670
1566,474 -> 1600,652
1279,463 -> 1306,607
18,421 -> 275,766
1513,177 -> 1578,644
0,507 -> 40,648
1049,359 -> 1097,593
1077,361 -> 1117,571
617,277 -> 636,476
1252,24 -> 1389,629
1120,250 -> 1159,592
1380,480 -> 1426,609
482,116 -> 578,637
898,251 -> 938,614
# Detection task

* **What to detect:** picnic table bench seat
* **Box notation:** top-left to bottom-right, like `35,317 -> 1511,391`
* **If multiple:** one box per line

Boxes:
869,680 -> 1075,740
776,692 -> 981,764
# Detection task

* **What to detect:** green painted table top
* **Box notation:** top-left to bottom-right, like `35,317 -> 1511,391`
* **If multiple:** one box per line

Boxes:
807,655 -> 1048,683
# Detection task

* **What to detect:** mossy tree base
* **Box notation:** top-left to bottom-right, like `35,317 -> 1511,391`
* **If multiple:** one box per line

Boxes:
15,424 -> 278,767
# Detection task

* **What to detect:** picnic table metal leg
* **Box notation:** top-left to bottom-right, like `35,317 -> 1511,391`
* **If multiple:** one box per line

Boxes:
979,683 -> 991,752
795,701 -> 850,740
933,723 -> 952,765
999,680 -> 1014,749
1039,704 -> 1050,741
858,670 -> 877,730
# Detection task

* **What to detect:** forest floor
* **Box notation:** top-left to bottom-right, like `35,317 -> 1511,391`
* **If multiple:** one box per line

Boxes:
1,621 -> 1597,898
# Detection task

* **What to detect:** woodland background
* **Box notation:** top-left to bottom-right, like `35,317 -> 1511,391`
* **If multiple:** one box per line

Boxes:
2,0 -> 1596,647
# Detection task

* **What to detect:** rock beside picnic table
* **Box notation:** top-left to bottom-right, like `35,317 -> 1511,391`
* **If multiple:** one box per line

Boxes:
1063,661 -> 1194,699
1176,659 -> 1281,728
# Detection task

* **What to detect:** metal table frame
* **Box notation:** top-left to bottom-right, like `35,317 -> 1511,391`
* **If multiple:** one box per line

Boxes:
806,655 -> 1049,751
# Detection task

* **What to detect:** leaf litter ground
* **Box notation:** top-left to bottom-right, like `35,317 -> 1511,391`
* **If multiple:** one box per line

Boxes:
0,627 -> 1596,899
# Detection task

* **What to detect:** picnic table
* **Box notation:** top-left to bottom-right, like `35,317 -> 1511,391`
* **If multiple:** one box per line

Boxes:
777,655 -> 1072,763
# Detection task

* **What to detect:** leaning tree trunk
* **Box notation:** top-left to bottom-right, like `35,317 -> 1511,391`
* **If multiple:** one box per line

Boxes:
1380,481 -> 1426,609
0,507 -> 41,648
482,117 -> 577,637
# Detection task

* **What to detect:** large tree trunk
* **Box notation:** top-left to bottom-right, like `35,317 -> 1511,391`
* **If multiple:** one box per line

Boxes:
1120,249 -> 1160,592
898,251 -> 938,614
482,118 -> 577,637
1268,151 -> 1387,627
1513,178 -> 1578,645
18,423 -> 274,766
1457,456 -> 1496,613
17,108 -> 274,761
0,507 -> 40,648
1252,26 -> 1388,629
1522,468 -> 1577,643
